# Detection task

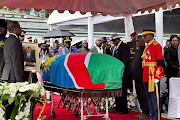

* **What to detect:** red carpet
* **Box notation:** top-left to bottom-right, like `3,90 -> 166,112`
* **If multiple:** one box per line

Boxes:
33,94 -> 172,120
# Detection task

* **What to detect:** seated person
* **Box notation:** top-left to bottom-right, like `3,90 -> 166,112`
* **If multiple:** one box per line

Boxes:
24,47 -> 36,66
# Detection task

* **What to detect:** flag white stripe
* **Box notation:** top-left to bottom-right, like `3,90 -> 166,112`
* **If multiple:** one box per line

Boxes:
84,53 -> 92,68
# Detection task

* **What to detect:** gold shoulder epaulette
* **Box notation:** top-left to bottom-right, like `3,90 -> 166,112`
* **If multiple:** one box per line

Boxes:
153,41 -> 158,45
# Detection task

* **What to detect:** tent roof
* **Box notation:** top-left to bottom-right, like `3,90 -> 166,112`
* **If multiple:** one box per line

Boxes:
0,0 -> 180,16
49,7 -> 180,34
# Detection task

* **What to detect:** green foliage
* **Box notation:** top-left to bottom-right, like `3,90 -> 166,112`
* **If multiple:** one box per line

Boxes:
0,81 -> 46,120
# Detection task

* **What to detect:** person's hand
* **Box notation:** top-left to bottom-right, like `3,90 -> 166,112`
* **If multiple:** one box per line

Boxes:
154,79 -> 159,83
177,71 -> 180,77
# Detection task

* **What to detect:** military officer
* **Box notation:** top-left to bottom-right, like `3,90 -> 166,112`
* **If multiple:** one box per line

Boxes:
127,32 -> 138,91
141,29 -> 164,120
58,37 -> 78,54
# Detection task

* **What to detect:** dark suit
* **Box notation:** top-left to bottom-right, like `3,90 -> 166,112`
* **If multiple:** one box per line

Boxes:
0,36 -> 6,74
2,34 -> 24,119
2,34 -> 24,82
112,41 -> 131,113
23,50 -> 36,66
132,46 -> 149,115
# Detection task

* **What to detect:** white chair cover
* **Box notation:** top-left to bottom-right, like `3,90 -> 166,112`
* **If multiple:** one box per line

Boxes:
168,77 -> 180,118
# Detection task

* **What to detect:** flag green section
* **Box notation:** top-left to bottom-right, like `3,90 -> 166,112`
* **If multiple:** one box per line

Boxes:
87,53 -> 124,89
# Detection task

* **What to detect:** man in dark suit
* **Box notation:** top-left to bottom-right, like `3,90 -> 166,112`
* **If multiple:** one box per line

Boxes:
24,47 -> 36,66
2,21 -> 24,119
132,35 -> 150,119
111,33 -> 131,114
2,21 -> 24,82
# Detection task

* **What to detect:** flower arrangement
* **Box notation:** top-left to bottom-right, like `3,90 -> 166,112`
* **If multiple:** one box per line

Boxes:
127,89 -> 139,112
98,89 -> 139,112
98,97 -> 116,112
0,80 -> 46,120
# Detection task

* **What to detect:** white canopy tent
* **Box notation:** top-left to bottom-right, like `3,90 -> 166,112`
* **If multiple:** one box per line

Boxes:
47,8 -> 174,48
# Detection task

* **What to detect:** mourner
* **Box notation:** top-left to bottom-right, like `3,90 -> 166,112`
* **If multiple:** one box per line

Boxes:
132,35 -> 150,119
58,37 -> 78,54
141,29 -> 164,120
111,33 -> 131,114
101,37 -> 111,55
78,40 -> 89,53
2,21 -> 24,119
89,38 -> 103,54
127,31 -> 138,91
164,35 -> 180,92
0,19 -> 7,75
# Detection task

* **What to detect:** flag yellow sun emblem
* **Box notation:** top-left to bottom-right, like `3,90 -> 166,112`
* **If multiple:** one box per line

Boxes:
42,55 -> 59,73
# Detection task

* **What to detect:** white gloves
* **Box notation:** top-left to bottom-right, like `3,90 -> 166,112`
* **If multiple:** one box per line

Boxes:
154,79 -> 159,83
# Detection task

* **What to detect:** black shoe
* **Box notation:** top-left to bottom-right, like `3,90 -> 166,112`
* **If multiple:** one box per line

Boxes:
118,111 -> 128,114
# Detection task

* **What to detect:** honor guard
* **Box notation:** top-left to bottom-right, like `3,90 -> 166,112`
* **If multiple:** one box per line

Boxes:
141,29 -> 164,120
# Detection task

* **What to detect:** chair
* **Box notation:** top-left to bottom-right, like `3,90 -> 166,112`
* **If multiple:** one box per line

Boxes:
168,77 -> 180,118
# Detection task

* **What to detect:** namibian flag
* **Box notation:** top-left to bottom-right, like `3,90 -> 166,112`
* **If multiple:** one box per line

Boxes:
42,53 -> 124,90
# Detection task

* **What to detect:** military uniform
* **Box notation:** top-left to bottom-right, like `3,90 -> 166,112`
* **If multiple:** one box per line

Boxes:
142,30 -> 164,120
127,32 -> 137,91
58,37 -> 78,54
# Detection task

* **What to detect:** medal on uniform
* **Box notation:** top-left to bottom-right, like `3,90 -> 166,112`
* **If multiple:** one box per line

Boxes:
149,54 -> 151,60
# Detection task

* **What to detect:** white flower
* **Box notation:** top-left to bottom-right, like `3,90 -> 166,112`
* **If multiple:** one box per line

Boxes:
24,109 -> 30,117
3,89 -> 9,95
112,98 -> 115,103
0,108 -> 5,117
25,102 -> 31,108
0,118 -> 5,120
100,106 -> 104,110
109,97 -> 112,101
129,96 -> 134,101
110,101 -> 113,106
19,111 -> 25,119
40,88 -> 45,96
9,86 -> 17,97
131,102 -> 136,106
128,101 -> 131,106
23,118 -> 29,120
127,89 -> 130,93
15,115 -> 20,120
113,104 -> 116,107
19,87 -> 28,92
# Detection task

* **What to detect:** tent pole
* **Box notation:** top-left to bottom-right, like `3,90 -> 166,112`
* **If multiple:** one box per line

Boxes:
155,8 -> 163,48
50,25 -> 53,48
124,15 -> 134,43
88,16 -> 94,48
